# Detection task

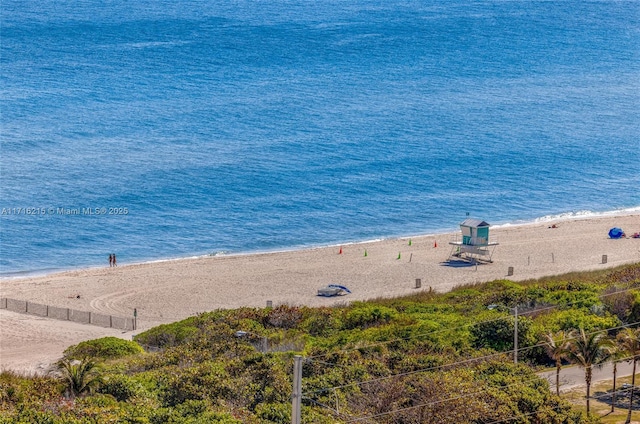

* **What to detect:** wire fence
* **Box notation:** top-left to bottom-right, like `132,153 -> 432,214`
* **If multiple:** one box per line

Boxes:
0,297 -> 135,331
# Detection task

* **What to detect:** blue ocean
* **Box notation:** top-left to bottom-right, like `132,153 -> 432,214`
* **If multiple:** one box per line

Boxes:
1,0 -> 639,277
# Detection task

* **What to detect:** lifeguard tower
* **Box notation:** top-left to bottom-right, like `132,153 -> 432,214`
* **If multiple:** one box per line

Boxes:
449,218 -> 498,263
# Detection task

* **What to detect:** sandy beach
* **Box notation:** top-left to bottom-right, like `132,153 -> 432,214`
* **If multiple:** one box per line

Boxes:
1,213 -> 639,374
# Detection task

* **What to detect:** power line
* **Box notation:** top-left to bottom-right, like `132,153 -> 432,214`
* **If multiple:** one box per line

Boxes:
482,381 -> 639,424
341,374 -> 547,423
304,322 -> 639,397
303,324 -> 639,420
332,350 -> 639,423
297,282 -> 638,421
307,286 -> 639,361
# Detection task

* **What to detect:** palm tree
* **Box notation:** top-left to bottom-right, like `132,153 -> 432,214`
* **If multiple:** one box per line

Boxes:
608,341 -> 627,413
617,327 -> 640,424
564,328 -> 613,415
541,330 -> 571,396
58,358 -> 102,398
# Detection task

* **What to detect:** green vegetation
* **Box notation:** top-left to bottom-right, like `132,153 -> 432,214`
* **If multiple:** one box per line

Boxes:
616,327 -> 640,422
563,328 -> 614,416
58,358 -> 103,399
64,337 -> 144,360
1,263 -> 638,423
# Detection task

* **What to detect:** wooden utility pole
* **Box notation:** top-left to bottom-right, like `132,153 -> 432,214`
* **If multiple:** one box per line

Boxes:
292,355 -> 303,424
514,306 -> 518,364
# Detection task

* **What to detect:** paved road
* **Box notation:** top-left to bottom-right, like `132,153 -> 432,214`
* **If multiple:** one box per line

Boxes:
538,360 -> 636,392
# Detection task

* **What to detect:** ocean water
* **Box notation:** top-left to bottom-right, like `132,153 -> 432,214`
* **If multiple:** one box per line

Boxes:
1,0 -> 639,277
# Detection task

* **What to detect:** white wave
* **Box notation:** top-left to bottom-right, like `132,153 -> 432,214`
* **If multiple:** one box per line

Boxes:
492,206 -> 640,229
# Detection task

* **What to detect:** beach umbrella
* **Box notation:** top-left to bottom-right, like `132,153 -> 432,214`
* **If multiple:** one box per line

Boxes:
608,227 -> 624,239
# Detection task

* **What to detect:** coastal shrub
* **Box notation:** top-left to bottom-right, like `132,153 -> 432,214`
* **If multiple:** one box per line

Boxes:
186,321 -> 240,355
542,280 -> 599,292
535,309 -> 621,333
346,368 -> 506,423
602,263 -> 640,285
401,302 -> 456,315
232,354 -> 291,409
0,371 -> 61,411
541,289 -> 601,309
98,374 -> 145,402
343,304 -> 398,329
601,288 -> 636,323
134,321 -> 199,348
524,285 -> 548,301
64,337 -> 144,360
158,361 -> 232,407
441,287 -> 484,305
150,401 -> 242,424
264,305 -> 303,329
482,280 -> 529,305
254,402 -> 290,423
471,314 -> 532,352
0,372 -> 24,409
300,307 -> 341,337
629,290 -> 640,324
230,307 -> 267,323
356,318 -> 416,345
473,361 -> 563,421
1,408 -> 58,424
391,352 -> 446,373
408,309 -> 474,351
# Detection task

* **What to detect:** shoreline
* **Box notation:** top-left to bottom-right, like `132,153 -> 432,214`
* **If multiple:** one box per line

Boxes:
2,207 -> 638,281
1,212 -> 639,374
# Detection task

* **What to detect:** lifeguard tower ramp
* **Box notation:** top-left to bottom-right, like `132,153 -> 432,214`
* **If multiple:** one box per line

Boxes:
449,219 -> 498,263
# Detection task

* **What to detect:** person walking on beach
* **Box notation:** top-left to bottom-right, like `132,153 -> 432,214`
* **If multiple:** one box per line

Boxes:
109,253 -> 113,267
112,253 -> 117,267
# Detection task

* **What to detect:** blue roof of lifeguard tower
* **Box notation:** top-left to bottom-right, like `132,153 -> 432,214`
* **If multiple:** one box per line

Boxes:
460,219 -> 490,227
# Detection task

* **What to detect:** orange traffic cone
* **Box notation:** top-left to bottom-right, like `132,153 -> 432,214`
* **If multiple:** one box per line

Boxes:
339,246 -> 343,254
434,240 -> 438,248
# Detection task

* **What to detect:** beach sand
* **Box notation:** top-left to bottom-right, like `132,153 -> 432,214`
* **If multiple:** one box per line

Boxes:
1,214 -> 639,374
